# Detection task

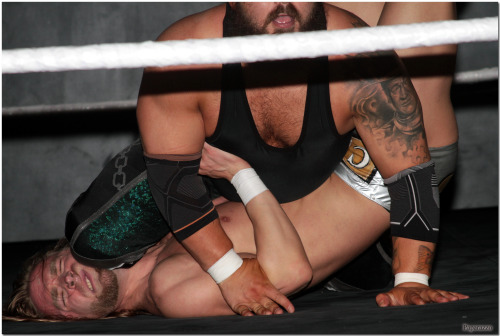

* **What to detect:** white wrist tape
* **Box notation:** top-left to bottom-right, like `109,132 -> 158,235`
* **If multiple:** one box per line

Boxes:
231,168 -> 268,206
394,272 -> 429,287
207,249 -> 244,284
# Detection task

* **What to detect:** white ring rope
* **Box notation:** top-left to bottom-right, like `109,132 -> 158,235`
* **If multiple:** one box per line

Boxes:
3,65 -> 496,117
3,17 -> 498,74
454,67 -> 499,83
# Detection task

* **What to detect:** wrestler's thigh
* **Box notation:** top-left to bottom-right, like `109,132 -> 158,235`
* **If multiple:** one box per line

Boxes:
285,174 -> 390,287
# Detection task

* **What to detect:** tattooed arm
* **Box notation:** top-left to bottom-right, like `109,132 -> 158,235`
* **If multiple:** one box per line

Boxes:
347,51 -> 430,175
374,238 -> 466,306
346,57 -> 468,305
326,4 -> 468,306
390,239 -> 434,279
345,52 -> 468,306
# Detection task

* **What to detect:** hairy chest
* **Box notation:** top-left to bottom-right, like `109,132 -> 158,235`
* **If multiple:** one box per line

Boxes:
201,61 -> 353,143
245,84 -> 307,148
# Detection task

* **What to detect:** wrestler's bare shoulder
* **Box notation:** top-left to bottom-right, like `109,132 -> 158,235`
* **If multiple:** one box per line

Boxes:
148,254 -> 191,317
156,4 -> 225,42
149,253 -> 231,318
324,3 -> 370,29
326,2 -> 384,26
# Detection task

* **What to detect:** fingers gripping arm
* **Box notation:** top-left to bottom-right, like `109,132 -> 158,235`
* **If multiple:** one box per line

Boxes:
244,188 -> 312,296
245,191 -> 312,296
201,144 -> 312,309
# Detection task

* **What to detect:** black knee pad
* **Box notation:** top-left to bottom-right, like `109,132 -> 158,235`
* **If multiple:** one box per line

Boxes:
66,139 -> 170,269
385,161 -> 440,243
144,154 -> 218,241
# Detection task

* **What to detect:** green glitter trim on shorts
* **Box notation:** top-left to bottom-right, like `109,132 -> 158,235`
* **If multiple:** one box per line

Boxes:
74,179 -> 169,259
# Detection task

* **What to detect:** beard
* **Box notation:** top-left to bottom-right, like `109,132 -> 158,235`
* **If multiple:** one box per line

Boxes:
225,3 -> 325,37
90,268 -> 119,317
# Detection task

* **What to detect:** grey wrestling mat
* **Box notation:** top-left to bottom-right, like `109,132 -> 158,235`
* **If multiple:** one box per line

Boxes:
3,207 -> 498,334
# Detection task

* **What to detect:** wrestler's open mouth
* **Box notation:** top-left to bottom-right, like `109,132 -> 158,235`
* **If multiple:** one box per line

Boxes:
273,14 -> 294,29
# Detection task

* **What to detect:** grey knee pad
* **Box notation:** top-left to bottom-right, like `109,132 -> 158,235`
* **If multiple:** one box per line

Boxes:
430,142 -> 458,191
385,161 -> 440,243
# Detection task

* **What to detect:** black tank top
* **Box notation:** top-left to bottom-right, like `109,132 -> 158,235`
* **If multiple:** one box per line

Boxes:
206,7 -> 351,203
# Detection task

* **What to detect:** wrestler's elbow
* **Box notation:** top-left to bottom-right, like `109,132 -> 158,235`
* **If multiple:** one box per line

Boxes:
285,261 -> 313,295
275,259 -> 313,296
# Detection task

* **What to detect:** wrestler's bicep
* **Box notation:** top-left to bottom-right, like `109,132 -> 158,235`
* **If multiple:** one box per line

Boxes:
150,254 -> 246,318
348,52 -> 430,178
136,68 -> 205,155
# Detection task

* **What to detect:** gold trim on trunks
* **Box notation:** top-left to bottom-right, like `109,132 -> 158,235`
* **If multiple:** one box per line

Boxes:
342,136 -> 378,183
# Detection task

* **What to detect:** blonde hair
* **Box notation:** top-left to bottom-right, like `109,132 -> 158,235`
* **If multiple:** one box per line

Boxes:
3,238 -> 70,321
3,238 -> 147,322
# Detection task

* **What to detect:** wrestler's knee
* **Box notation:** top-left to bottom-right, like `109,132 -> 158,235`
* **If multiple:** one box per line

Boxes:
430,142 -> 458,192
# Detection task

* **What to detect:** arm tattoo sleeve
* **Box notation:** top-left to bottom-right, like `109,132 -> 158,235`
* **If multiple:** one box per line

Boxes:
347,52 -> 429,164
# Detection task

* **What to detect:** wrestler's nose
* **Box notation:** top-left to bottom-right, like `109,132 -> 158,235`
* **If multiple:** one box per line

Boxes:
62,271 -> 76,289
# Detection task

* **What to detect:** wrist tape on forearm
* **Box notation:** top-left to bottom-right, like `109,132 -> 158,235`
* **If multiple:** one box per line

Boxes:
384,161 -> 440,243
231,168 -> 268,205
394,272 -> 429,286
207,248 -> 244,284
